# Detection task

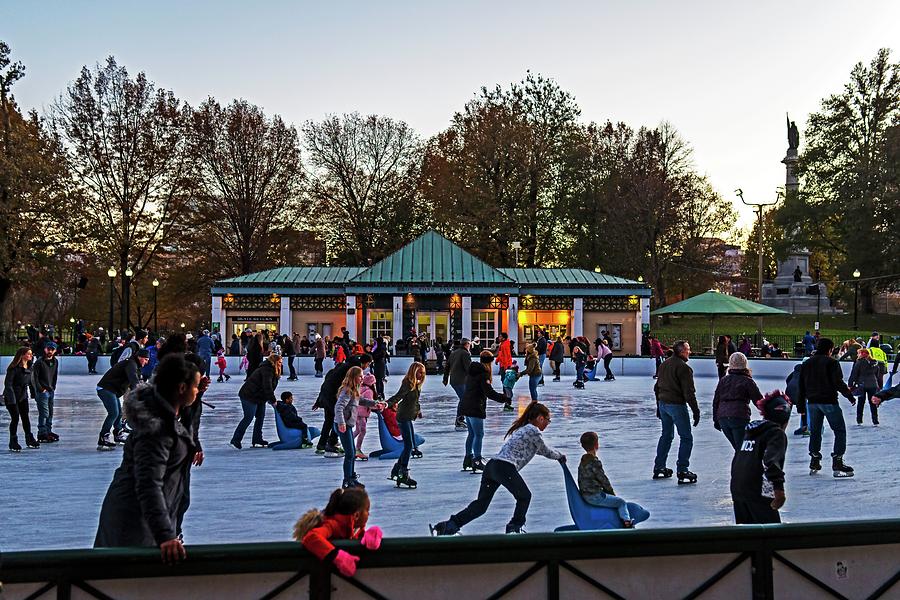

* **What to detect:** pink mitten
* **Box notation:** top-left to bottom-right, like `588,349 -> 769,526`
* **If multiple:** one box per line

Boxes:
333,550 -> 359,577
360,526 -> 383,550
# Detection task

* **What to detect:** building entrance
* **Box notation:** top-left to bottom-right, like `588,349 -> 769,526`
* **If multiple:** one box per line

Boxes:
416,311 -> 449,343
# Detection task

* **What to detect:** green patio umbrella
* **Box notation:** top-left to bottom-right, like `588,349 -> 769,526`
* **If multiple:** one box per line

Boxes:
651,290 -> 789,351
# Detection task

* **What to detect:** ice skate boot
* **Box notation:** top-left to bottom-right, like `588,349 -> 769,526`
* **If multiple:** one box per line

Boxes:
503,403 -> 515,412
9,436 -> 21,452
355,450 -> 369,461
324,445 -> 343,457
114,429 -> 128,444
217,376 -> 224,383
97,434 -> 116,451
505,524 -> 526,534
411,448 -> 423,459
461,455 -> 473,472
652,467 -> 673,480
809,452 -> 822,475
471,457 -> 486,473
676,470 -> 697,485
395,469 -> 417,489
342,478 -> 365,489
300,439 -> 313,449
251,440 -> 269,448
25,435 -> 40,449
429,521 -> 460,536
832,455 -> 854,478
389,462 -> 401,480
48,431 -> 60,441
454,416 -> 467,431
225,374 -> 231,381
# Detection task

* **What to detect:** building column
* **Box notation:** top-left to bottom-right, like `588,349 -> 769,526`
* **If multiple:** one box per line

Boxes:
573,297 -> 584,338
392,296 -> 403,348
507,296 -> 518,344
346,295 -> 357,341
211,296 -> 223,334
640,297 -> 650,354
462,296 -> 472,340
279,296 -> 291,336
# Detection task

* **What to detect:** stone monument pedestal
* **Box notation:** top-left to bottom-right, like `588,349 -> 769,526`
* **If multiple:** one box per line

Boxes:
762,249 -> 837,314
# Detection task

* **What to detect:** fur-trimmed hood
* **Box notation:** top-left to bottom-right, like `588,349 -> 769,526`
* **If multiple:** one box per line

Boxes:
122,384 -> 177,436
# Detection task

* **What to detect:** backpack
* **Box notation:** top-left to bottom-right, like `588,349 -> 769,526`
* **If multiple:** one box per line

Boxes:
110,345 -> 126,366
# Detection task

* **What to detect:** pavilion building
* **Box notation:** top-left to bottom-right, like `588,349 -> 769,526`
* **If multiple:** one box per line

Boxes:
210,231 -> 651,354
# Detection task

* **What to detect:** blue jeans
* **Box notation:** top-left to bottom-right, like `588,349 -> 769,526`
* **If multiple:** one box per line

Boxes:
808,403 -> 847,457
452,384 -> 466,418
399,420 -> 415,468
334,423 -> 356,481
538,354 -> 546,382
584,492 -> 631,522
528,374 -> 541,401
465,416 -> 485,458
231,398 -> 266,445
719,417 -> 749,451
36,390 -> 55,436
199,354 -> 212,378
97,388 -> 121,436
575,359 -> 586,381
654,403 -> 693,471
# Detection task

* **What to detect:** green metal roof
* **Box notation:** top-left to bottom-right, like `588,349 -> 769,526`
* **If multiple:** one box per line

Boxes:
498,268 -> 643,287
348,231 -> 515,285
217,267 -> 366,286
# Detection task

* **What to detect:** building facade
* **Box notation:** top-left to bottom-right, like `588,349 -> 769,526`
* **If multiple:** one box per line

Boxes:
211,231 -> 651,354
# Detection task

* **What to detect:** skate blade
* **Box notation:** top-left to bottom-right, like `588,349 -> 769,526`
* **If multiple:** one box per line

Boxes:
833,471 -> 855,478
677,479 -> 697,485
809,469 -> 821,475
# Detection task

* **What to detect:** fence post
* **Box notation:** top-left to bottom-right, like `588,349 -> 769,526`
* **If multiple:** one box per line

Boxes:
547,560 -> 559,600
751,541 -> 774,600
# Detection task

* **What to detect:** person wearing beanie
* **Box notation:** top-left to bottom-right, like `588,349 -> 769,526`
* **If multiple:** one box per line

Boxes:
712,352 -> 763,451
798,337 -> 857,478
729,391 -> 792,524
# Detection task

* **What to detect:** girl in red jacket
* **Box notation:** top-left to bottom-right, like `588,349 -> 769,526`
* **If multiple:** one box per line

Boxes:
294,488 -> 382,580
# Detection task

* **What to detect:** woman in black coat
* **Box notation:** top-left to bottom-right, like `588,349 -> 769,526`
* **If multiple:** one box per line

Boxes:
230,353 -> 281,449
549,335 -> 565,382
94,354 -> 201,564
459,351 -> 508,473
4,346 -> 38,451
245,333 -> 264,378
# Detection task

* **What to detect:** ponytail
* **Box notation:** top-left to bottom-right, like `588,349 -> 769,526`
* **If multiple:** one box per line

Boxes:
293,487 -> 369,541
505,401 -> 550,438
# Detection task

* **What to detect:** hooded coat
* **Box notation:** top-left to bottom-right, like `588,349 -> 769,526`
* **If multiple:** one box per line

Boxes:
730,420 -> 787,501
94,385 -> 195,547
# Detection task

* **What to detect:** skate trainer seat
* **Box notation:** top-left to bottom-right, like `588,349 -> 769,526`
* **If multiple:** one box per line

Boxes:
555,462 -> 650,531
269,406 -> 320,450
369,412 -> 425,460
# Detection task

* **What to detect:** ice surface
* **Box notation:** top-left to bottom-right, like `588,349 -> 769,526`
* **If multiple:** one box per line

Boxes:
2,367 -> 895,551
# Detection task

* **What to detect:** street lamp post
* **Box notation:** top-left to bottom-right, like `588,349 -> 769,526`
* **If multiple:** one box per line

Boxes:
152,278 -> 160,336
853,269 -> 861,330
124,267 -> 134,331
510,241 -> 522,266
736,189 -> 780,346
107,268 -> 117,335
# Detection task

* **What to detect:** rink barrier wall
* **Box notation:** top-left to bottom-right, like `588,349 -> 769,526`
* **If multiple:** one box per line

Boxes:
0,354 -> 853,379
3,519 -> 900,599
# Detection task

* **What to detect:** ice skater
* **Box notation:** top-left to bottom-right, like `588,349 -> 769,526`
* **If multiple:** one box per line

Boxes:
354,371 -> 378,460
460,351 -> 510,472
730,392 -> 791,524
215,349 -> 230,382
335,367 -> 385,488
652,340 -> 700,484
431,401 -> 565,536
387,362 -> 425,488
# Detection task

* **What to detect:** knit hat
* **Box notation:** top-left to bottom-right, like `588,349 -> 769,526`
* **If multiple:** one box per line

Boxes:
755,391 -> 792,425
728,352 -> 748,371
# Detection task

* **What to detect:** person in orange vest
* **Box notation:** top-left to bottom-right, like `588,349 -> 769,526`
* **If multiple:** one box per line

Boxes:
496,332 -> 513,374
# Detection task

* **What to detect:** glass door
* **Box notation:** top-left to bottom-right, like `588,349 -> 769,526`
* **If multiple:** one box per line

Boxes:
434,313 -> 449,344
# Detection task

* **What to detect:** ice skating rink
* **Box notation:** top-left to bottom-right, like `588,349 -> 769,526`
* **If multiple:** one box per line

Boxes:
3,368 -> 896,551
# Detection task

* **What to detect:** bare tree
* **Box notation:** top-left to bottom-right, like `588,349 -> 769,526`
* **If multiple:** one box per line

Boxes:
303,113 -> 426,265
185,98 -> 305,276
53,57 -> 191,329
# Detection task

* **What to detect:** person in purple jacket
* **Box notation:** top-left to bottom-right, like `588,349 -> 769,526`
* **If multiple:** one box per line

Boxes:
712,352 -> 763,451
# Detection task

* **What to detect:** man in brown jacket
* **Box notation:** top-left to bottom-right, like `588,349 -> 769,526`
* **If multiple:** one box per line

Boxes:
652,341 -> 701,484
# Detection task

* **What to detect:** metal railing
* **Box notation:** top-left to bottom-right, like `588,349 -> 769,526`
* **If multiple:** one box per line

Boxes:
3,519 -> 900,599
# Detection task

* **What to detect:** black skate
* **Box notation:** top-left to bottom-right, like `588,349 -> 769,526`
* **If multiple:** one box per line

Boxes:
454,416 -> 467,431
677,471 -> 698,485
389,462 -> 401,480
429,521 -> 460,536
461,455 -> 473,472
832,455 -> 854,478
411,448 -> 423,459
9,436 -> 22,452
471,457 -> 486,473
251,440 -> 269,448
573,380 -> 585,389
809,452 -> 822,475
25,436 -> 40,449
342,478 -> 365,489
652,467 -> 673,480
505,524 -> 527,534
396,470 -> 417,489
97,434 -> 116,451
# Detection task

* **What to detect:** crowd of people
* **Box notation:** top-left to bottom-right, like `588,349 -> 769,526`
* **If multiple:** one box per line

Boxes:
7,321 -> 900,583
